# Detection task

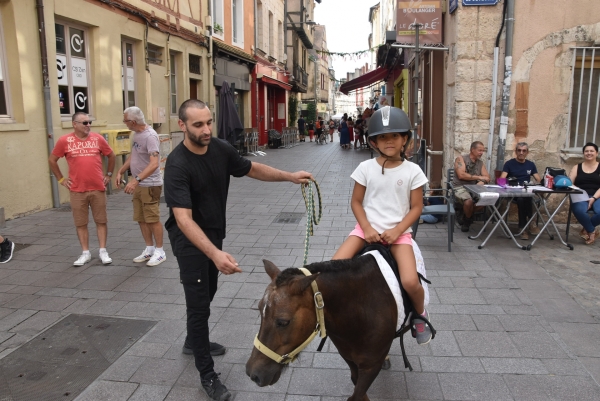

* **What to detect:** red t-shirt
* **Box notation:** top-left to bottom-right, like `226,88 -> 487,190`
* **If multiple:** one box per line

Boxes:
52,132 -> 113,192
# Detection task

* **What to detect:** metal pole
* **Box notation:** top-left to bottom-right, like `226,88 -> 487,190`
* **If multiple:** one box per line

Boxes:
495,0 -> 515,172
412,24 -> 421,165
36,0 -> 60,208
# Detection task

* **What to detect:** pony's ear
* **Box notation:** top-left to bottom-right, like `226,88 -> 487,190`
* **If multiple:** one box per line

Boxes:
289,273 -> 319,295
263,259 -> 281,281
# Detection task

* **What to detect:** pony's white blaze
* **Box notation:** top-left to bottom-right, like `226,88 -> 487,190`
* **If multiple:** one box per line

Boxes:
261,290 -> 271,316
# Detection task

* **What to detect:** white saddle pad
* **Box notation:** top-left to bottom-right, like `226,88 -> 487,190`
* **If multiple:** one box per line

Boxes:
362,239 -> 429,331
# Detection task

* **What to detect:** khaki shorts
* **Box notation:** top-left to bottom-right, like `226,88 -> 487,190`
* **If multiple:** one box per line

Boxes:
453,186 -> 474,205
133,186 -> 162,223
70,190 -> 107,227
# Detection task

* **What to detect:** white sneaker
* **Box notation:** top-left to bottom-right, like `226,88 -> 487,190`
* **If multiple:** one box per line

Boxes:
99,250 -> 112,265
133,249 -> 153,263
146,250 -> 167,267
73,253 -> 91,267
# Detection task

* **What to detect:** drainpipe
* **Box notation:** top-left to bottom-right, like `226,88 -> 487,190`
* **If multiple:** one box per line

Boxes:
207,1 -> 214,110
36,0 -> 60,208
495,0 -> 514,172
254,0 -> 259,134
486,0 -> 508,172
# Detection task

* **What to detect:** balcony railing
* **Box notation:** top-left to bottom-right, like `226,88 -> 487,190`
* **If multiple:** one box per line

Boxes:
294,64 -> 308,87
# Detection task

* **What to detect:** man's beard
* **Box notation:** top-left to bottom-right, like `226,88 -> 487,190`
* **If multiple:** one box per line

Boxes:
185,127 -> 211,147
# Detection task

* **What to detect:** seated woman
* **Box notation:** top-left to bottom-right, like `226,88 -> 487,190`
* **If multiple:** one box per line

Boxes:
569,142 -> 600,245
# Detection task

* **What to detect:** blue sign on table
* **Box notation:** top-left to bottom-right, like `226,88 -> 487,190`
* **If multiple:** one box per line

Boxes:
449,0 -> 458,13
463,0 -> 499,5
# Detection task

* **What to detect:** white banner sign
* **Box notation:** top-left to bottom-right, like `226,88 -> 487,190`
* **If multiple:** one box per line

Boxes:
71,58 -> 88,87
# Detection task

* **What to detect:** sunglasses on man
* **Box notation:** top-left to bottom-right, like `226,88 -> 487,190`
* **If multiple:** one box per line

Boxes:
75,121 -> 93,126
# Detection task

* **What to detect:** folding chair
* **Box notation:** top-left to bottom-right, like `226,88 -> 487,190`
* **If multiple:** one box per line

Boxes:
412,181 -> 455,252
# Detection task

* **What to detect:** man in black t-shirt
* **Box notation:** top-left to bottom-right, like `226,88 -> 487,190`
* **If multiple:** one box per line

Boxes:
164,99 -> 313,401
297,116 -> 305,142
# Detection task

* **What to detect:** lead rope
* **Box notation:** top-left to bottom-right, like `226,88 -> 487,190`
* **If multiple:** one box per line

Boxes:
301,179 -> 322,266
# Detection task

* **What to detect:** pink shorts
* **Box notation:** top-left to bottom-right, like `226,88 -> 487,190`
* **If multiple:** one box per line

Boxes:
349,223 -> 413,246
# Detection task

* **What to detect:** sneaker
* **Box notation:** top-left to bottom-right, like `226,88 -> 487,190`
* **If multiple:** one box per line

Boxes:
529,223 -> 540,235
146,250 -> 167,267
413,309 -> 433,345
0,239 -> 15,264
99,250 -> 112,265
460,223 -> 470,232
133,249 -> 153,263
520,230 -> 529,240
182,340 -> 226,356
73,253 -> 91,267
201,372 -> 231,401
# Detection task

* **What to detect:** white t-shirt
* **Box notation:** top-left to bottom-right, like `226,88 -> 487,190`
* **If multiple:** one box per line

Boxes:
351,158 -> 428,234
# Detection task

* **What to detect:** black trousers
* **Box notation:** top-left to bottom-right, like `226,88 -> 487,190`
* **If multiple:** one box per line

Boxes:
514,197 -> 533,228
177,251 -> 220,380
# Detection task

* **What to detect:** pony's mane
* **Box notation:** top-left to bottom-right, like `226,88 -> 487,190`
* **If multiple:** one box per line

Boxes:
275,258 -> 368,287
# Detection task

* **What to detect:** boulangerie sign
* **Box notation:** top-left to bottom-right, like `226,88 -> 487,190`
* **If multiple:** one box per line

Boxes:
396,1 -> 442,45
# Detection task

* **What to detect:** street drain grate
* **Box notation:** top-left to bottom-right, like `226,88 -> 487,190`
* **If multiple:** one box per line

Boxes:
56,206 -> 72,212
13,244 -> 31,253
0,314 -> 156,401
273,212 -> 304,224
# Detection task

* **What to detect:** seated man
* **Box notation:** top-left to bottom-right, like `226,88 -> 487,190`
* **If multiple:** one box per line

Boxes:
500,142 -> 542,240
453,141 -> 491,232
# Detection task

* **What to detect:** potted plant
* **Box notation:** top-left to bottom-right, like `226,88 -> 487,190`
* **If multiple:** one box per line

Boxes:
214,23 -> 223,34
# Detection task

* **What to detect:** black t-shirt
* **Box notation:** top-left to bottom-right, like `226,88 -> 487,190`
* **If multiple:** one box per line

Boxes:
297,118 -> 305,131
164,138 -> 252,257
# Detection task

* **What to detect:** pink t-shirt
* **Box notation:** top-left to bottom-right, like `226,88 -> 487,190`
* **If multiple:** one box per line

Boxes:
52,132 -> 113,192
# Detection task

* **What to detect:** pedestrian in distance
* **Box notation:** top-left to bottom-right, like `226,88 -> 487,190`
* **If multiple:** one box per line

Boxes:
328,118 -> 335,142
332,106 -> 433,345
48,112 -> 116,266
0,235 -> 14,264
315,116 -> 323,144
339,113 -> 350,149
164,99 -> 313,401
307,120 -> 315,142
297,116 -> 305,142
116,107 -> 167,267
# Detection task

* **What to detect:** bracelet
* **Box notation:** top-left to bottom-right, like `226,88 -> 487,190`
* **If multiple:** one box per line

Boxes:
58,177 -> 65,184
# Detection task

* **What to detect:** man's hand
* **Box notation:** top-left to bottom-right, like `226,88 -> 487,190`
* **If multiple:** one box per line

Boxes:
380,227 -> 401,245
588,198 -> 595,211
115,172 -> 123,189
363,226 -> 381,244
60,177 -> 72,190
290,171 -> 314,184
212,250 -> 243,275
103,175 -> 111,187
124,179 -> 139,195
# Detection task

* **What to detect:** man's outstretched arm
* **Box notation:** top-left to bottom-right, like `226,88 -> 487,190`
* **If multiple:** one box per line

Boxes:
246,162 -> 314,184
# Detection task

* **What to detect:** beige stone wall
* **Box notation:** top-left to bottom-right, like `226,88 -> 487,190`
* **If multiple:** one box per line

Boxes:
0,0 -> 210,219
444,3 -> 503,172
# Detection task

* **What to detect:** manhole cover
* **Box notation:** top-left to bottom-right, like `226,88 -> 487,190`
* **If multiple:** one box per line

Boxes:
273,212 -> 304,224
0,314 -> 156,401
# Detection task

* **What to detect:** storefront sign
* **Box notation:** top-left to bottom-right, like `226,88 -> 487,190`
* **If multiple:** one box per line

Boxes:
449,0 -> 458,13
396,1 -> 442,45
463,0 -> 499,5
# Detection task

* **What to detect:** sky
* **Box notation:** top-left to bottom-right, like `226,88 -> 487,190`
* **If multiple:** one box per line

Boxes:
313,0 -> 377,80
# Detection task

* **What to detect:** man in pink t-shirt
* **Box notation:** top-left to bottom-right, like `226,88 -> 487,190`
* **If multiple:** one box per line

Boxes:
48,112 -> 116,266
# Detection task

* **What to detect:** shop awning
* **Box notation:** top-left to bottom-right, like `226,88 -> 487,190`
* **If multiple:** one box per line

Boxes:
339,67 -> 389,95
260,75 -> 292,91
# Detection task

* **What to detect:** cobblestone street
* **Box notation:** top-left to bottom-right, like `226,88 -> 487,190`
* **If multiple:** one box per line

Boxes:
1,138 -> 600,400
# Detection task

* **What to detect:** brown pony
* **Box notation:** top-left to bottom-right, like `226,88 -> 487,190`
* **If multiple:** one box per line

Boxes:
246,257 -> 399,401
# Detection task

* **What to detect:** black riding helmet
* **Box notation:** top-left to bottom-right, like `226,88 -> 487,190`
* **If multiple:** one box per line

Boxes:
367,106 -> 412,143
367,106 -> 413,173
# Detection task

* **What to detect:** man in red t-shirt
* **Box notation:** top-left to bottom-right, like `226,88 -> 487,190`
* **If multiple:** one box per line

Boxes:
48,112 -> 116,266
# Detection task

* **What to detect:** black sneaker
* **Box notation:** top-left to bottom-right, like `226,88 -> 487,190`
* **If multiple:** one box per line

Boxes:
0,238 -> 14,264
201,373 -> 231,401
182,340 -> 226,356
460,223 -> 470,232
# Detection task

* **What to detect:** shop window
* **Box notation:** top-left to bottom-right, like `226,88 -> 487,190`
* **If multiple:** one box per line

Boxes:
121,40 -> 136,110
56,22 -> 91,117
232,0 -> 244,47
170,53 -> 177,115
213,0 -> 224,37
568,47 -> 600,148
0,12 -> 10,118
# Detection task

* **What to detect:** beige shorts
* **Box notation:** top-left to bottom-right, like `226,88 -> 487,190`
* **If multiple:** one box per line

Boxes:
133,186 -> 162,223
70,190 -> 107,227
453,186 -> 474,205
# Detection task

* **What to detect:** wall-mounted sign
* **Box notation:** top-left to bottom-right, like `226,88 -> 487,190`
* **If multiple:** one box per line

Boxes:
463,0 -> 499,5
449,0 -> 458,13
396,1 -> 442,45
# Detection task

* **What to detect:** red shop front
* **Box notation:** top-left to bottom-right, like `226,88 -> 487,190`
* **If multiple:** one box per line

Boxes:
251,61 -> 291,145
